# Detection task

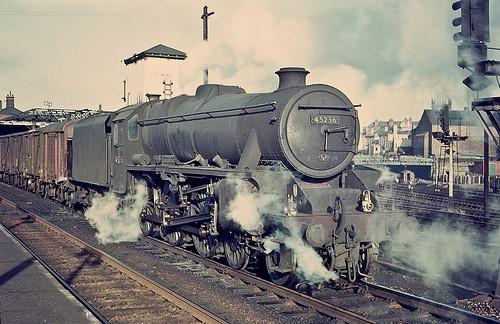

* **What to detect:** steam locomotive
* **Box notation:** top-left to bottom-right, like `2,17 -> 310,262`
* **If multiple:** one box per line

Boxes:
0,67 -> 398,286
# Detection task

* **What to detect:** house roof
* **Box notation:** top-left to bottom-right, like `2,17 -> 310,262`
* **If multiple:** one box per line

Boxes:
424,109 -> 477,126
0,107 -> 22,116
124,44 -> 187,65
415,108 -> 491,129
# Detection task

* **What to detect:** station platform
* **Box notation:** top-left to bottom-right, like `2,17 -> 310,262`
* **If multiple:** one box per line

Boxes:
0,224 -> 97,323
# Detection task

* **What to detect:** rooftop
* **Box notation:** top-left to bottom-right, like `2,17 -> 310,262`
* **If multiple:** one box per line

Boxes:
423,109 -> 479,126
0,107 -> 22,116
0,108 -> 104,124
124,44 -> 187,65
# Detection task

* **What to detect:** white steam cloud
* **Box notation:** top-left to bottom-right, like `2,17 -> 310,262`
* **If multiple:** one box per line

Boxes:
84,183 -> 148,244
3,1 -> 499,117
282,224 -> 338,282
393,217 -> 500,285
376,167 -> 398,185
226,176 -> 338,283
226,179 -> 279,234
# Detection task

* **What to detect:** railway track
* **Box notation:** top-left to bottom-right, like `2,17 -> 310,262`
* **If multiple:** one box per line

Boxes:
374,259 -> 492,296
376,185 -> 500,228
380,184 -> 500,214
142,236 -> 498,323
0,197 -> 227,324
377,196 -> 500,226
0,187 -> 498,323
384,183 -> 500,201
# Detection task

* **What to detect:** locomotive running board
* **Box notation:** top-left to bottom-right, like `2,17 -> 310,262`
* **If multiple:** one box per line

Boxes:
127,164 -> 254,178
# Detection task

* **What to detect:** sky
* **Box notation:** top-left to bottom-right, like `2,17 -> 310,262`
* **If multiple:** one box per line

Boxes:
0,0 -> 499,126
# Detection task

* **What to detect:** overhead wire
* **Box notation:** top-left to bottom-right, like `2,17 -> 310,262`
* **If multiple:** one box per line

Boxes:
0,9 -> 189,17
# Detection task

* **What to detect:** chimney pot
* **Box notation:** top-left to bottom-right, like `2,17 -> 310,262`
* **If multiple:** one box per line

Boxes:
6,91 -> 14,109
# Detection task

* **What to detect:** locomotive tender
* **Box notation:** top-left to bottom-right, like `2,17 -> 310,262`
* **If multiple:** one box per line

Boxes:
0,67 -> 396,286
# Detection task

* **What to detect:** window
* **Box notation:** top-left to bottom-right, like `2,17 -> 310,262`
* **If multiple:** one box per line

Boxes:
128,114 -> 139,140
113,123 -> 119,145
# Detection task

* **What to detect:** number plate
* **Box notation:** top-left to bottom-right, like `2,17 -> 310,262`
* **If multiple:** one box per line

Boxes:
310,114 -> 339,125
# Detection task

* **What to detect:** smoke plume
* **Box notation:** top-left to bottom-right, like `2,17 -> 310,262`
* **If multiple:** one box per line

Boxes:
226,176 -> 338,283
84,183 -> 148,244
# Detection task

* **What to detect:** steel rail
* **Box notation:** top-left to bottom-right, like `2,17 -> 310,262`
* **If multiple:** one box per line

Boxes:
0,197 -> 227,324
143,236 -> 374,324
362,281 -> 499,324
377,198 -> 500,220
0,221 -> 109,324
382,184 -> 500,210
378,189 -> 489,210
145,236 -> 500,323
374,259 -> 491,296
376,190 -> 500,225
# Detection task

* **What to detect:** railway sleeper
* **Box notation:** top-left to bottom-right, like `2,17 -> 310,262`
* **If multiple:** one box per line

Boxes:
70,279 -> 142,290
103,305 -> 182,320
93,294 -> 166,306
328,294 -> 375,306
372,309 -> 432,323
348,299 -> 400,316
96,299 -> 169,311
80,287 -> 149,298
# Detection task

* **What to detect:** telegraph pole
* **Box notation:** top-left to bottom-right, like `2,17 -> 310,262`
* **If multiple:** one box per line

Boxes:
201,5 -> 214,84
484,130 -> 489,217
449,142 -> 454,197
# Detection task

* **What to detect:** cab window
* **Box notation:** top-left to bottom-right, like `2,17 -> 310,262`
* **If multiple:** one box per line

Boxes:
113,123 -> 119,145
127,115 -> 139,140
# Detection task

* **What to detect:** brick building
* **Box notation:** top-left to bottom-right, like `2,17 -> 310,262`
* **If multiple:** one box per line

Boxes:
411,101 -> 495,158
360,118 -> 416,155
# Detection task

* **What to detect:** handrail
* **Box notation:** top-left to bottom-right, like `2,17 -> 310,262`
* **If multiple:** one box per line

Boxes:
138,102 -> 277,126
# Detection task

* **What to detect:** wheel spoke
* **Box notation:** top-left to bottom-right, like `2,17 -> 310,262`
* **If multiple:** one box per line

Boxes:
223,233 -> 250,270
193,235 -> 217,258
139,203 -> 155,236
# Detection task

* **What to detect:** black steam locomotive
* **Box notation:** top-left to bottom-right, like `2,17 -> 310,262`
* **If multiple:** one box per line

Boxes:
1,67 -> 397,286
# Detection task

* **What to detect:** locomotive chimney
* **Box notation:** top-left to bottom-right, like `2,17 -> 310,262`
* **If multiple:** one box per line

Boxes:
146,93 -> 161,101
275,67 -> 309,91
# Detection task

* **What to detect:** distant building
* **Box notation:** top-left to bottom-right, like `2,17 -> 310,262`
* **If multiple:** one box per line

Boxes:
0,91 -> 26,135
361,118 -> 416,155
411,100 -> 495,158
0,91 -> 22,120
124,44 -> 187,105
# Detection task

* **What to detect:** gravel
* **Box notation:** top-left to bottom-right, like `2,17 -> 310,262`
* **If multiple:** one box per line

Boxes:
454,295 -> 500,321
0,183 -> 332,324
3,182 -> 499,322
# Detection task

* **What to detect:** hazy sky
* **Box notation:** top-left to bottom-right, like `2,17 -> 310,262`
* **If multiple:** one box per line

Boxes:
0,0 -> 499,126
